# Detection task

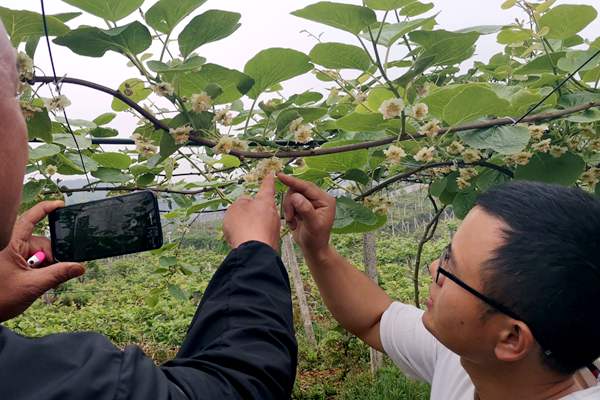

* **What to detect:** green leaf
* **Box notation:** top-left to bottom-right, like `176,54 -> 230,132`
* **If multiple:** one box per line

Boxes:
424,85 -> 509,125
539,5 -> 597,40
364,0 -> 413,11
26,109 -> 52,143
565,109 -> 600,123
513,52 -> 565,75
476,169 -> 510,192
215,155 -> 241,168
334,196 -> 377,227
400,1 -> 434,17
22,180 -> 45,203
557,50 -> 600,73
309,42 -> 372,71
54,21 -> 152,57
515,152 -> 585,186
458,125 -> 530,155
336,112 -> 399,131
92,152 -> 132,169
361,18 -> 435,47
456,25 -> 504,35
93,113 -> 117,126
159,256 -> 177,267
186,199 -> 225,216
244,48 -> 312,99
332,197 -> 386,234
497,28 -> 531,44
0,7 -> 70,45
61,0 -> 144,22
90,127 -> 119,137
342,169 -> 370,185
52,134 -> 92,150
291,2 -> 376,35
112,79 -> 152,112
178,10 -> 241,57
409,30 -> 479,66
145,0 -> 207,34
91,168 -> 133,183
452,190 -> 478,219
160,132 -> 178,159
147,56 -> 206,73
305,140 -> 368,172
58,153 -> 99,174
172,64 -> 254,104
29,144 -> 61,161
145,294 -> 159,307
168,284 -> 188,301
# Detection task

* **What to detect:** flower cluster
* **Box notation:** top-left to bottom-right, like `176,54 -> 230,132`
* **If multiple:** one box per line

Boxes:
191,92 -> 212,113
414,146 -> 436,163
289,117 -> 313,144
461,148 -> 481,163
549,146 -> 568,158
363,195 -> 392,215
152,82 -> 174,97
213,108 -> 233,126
19,102 -> 41,119
244,157 -> 284,183
384,144 -> 406,165
44,165 -> 57,176
214,136 -> 248,154
16,52 -> 34,81
531,138 -> 551,153
412,103 -> 429,120
505,151 -> 533,166
420,119 -> 441,138
43,95 -> 71,112
528,124 -> 548,141
456,168 -> 478,190
446,141 -> 465,156
379,98 -> 404,120
132,133 -> 157,157
580,168 -> 600,187
170,125 -> 192,145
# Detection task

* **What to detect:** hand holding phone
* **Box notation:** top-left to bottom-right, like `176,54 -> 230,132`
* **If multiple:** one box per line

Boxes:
49,191 -> 163,262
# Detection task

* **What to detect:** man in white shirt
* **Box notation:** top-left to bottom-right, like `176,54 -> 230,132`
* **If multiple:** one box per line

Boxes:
278,173 -> 600,400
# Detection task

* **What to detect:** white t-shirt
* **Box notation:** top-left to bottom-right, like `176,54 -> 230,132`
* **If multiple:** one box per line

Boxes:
380,302 -> 600,400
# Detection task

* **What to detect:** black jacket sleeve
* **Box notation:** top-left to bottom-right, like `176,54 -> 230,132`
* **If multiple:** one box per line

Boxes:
0,241 -> 297,400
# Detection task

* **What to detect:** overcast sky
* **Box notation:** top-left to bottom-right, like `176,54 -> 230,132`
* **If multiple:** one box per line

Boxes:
3,0 -> 599,139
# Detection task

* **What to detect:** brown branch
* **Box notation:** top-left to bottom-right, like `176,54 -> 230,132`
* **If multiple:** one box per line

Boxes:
356,160 -> 513,201
42,183 -> 234,196
413,202 -> 446,308
30,76 -> 600,159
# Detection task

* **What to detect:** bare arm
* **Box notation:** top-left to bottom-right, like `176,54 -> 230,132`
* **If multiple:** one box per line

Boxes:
278,173 -> 392,351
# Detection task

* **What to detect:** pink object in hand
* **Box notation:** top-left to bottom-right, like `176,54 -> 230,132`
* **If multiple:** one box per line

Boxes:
27,251 -> 46,267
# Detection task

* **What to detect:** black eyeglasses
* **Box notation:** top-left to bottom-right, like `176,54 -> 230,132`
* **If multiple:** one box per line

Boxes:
432,245 -> 524,322
431,245 -> 554,357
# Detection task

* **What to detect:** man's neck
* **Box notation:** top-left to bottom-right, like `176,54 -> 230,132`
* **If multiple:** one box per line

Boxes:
461,357 -> 582,400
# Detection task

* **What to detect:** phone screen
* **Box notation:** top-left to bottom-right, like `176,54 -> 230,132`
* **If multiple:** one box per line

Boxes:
49,191 -> 163,262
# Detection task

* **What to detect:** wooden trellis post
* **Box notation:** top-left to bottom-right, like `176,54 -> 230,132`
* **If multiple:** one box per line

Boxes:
282,234 -> 317,347
363,231 -> 384,374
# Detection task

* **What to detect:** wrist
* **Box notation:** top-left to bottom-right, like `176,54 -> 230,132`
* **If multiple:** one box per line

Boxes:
303,243 -> 335,264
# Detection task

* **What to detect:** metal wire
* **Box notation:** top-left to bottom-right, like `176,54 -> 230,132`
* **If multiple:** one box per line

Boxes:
40,0 -> 91,186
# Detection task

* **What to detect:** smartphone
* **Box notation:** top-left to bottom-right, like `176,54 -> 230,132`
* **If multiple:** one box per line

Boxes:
49,191 -> 163,262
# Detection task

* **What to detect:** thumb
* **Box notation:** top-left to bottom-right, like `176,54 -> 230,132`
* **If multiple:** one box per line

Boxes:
31,263 -> 85,291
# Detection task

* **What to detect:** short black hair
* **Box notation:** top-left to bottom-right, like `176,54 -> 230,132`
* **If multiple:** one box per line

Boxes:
476,180 -> 600,375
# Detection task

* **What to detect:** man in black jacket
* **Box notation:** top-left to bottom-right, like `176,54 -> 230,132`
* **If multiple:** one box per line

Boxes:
0,22 -> 297,399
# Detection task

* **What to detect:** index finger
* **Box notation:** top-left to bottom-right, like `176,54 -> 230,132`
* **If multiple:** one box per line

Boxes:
255,173 -> 276,203
15,201 -> 65,240
277,173 -> 326,202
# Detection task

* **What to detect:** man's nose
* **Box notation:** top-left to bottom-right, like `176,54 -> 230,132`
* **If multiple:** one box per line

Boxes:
428,259 -> 443,286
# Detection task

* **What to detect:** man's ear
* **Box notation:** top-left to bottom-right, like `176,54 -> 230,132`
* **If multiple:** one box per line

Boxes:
494,320 -> 536,363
